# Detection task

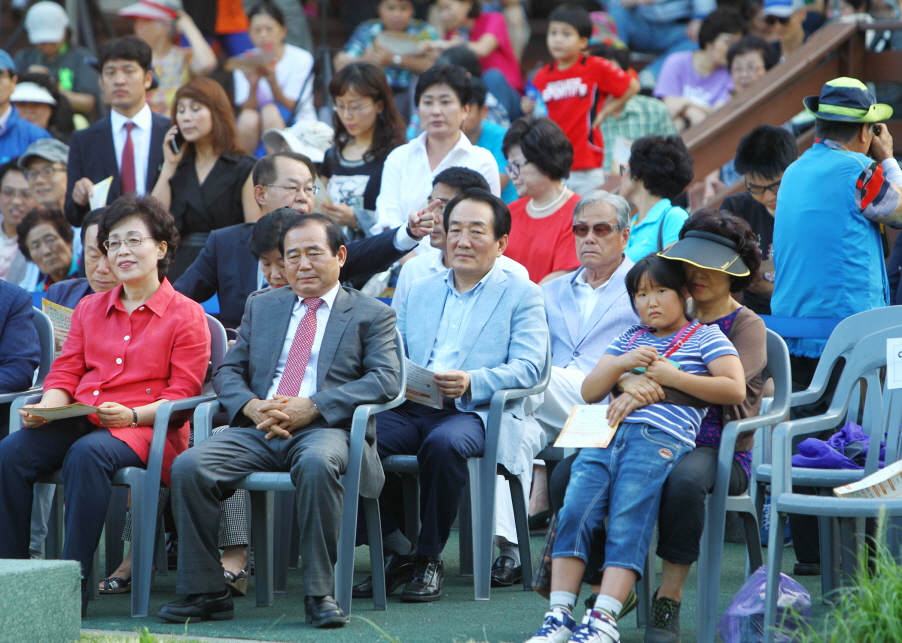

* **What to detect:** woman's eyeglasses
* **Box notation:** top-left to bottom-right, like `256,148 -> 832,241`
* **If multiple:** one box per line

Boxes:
572,222 -> 622,237
505,160 -> 528,178
104,235 -> 152,251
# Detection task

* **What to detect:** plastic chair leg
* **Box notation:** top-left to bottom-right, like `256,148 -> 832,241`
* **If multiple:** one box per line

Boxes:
508,472 -> 533,590
129,481 -> 159,618
741,510 -> 764,571
470,459 -> 496,601
459,484 -> 473,577
250,490 -> 274,607
635,547 -> 655,628
763,511 -> 788,643
335,489 -> 360,615
272,490 -> 294,593
104,486 -> 128,577
364,498 -> 387,610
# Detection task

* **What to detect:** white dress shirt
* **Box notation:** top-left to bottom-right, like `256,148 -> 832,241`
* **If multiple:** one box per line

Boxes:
426,264 -> 497,373
266,283 -> 340,399
110,103 -> 153,196
374,131 -> 501,237
565,267 -> 612,370
392,248 -> 528,310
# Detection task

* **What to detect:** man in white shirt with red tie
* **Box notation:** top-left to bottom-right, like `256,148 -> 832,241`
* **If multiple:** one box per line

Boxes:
159,213 -> 401,628
64,37 -> 170,226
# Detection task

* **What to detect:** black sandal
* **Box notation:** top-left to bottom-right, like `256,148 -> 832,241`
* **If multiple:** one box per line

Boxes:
224,569 -> 248,597
99,576 -> 131,594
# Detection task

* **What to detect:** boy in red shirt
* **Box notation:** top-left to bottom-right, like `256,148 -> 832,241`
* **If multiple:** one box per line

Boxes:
524,4 -> 639,196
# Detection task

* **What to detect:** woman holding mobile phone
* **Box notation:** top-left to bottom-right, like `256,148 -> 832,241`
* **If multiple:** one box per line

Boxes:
151,78 -> 259,280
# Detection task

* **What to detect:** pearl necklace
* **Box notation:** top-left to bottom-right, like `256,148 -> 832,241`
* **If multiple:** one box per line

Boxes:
529,187 -> 567,213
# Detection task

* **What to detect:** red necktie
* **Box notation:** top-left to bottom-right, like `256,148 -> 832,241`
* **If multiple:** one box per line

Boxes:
121,122 -> 136,195
276,298 -> 325,396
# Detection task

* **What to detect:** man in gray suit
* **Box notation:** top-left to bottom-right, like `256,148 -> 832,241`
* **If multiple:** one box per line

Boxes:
159,214 -> 401,628
354,189 -> 547,603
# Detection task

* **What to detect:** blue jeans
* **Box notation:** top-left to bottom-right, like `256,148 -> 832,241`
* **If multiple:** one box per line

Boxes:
605,5 -> 698,80
553,422 -> 689,577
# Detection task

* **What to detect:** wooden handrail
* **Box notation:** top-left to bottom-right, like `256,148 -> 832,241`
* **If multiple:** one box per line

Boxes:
682,21 -> 902,181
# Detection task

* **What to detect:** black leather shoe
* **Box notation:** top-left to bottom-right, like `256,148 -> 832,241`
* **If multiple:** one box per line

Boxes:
304,595 -> 349,628
401,556 -> 443,602
490,555 -> 523,587
352,550 -> 416,598
158,588 -> 234,622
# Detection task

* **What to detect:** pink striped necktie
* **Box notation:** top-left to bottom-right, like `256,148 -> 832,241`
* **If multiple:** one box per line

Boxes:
276,297 -> 325,396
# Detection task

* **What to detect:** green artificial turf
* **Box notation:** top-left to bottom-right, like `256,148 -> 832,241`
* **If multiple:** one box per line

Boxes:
81,529 -> 830,643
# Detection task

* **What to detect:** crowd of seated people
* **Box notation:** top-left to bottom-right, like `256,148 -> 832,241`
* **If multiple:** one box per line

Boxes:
0,1 -> 901,642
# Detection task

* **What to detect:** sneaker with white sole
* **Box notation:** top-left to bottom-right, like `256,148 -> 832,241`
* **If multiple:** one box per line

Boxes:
569,608 -> 621,643
525,608 -> 578,643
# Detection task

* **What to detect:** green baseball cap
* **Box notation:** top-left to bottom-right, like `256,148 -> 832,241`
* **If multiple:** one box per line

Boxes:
803,77 -> 893,123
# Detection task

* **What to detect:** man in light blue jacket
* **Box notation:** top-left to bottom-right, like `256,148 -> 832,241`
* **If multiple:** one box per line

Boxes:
361,188 -> 547,604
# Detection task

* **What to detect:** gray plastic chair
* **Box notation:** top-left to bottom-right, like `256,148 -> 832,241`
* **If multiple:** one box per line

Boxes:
381,339 -> 552,600
10,314 -> 226,618
192,327 -> 407,615
3,308 -> 54,428
755,308 -> 902,596
694,329 -> 792,643
762,326 -> 902,643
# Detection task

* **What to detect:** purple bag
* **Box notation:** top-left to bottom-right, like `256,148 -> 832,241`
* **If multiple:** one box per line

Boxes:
717,566 -> 810,643
791,421 -> 886,470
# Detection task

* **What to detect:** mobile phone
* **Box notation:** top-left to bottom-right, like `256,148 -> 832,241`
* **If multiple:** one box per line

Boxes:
169,130 -> 185,155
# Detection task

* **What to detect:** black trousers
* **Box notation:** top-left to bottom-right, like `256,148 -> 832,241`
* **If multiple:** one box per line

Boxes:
550,446 -> 748,583
375,401 -> 485,557
0,419 -> 143,580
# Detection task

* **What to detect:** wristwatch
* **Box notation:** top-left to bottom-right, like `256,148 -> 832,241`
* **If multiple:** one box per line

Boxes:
392,54 -> 403,66
130,409 -> 138,428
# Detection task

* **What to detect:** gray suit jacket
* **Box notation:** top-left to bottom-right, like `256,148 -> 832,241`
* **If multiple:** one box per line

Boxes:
213,285 -> 401,498
542,257 -> 640,374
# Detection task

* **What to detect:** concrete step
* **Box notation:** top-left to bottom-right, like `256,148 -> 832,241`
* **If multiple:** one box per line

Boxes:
0,559 -> 80,643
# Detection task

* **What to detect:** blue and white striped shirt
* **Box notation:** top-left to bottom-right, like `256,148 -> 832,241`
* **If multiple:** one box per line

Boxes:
605,323 -> 738,445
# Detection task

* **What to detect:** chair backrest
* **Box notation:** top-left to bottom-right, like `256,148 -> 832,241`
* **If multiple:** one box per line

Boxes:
206,314 -> 228,375
31,308 -> 54,388
762,329 -> 792,421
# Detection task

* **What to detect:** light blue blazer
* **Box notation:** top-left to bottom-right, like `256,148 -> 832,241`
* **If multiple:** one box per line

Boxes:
397,266 -> 548,475
542,257 -> 640,374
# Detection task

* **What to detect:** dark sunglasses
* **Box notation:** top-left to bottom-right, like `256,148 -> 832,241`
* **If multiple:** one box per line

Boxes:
764,15 -> 791,25
573,222 -> 622,237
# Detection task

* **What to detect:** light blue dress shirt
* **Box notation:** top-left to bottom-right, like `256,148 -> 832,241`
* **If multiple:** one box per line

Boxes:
426,264 -> 496,373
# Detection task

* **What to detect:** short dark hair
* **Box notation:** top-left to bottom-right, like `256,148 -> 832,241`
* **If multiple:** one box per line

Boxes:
628,135 -> 694,199
253,152 -> 317,187
80,208 -> 108,247
726,35 -> 779,72
698,8 -> 746,50
469,76 -> 488,109
443,188 -> 511,241
733,125 -> 798,179
589,43 -> 631,71
0,157 -> 22,186
433,167 -> 490,193
17,207 -> 73,262
247,0 -> 286,26
436,45 -> 482,78
502,116 -> 574,181
548,3 -> 594,39
98,37 -> 153,73
415,64 -> 471,107
679,209 -> 762,292
814,118 -> 869,144
96,193 -> 180,279
249,207 -> 297,258
625,254 -> 690,317
279,213 -> 346,257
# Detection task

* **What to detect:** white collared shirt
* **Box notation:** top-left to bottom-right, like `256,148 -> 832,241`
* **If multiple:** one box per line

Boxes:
426,264 -> 497,373
266,283 -> 340,399
373,131 -> 501,239
571,267 -> 612,337
110,103 -> 153,196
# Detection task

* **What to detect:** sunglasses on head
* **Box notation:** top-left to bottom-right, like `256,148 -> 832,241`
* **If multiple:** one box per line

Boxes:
764,14 -> 791,25
573,222 -> 622,237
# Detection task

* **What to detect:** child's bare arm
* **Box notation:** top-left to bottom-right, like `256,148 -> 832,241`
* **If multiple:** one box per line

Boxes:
644,354 -> 746,405
582,348 -> 657,403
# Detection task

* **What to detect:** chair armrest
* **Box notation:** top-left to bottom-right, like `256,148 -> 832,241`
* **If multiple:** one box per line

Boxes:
7,391 -> 44,433
0,387 -> 41,406
193,399 -> 225,444
145,394 -> 217,483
